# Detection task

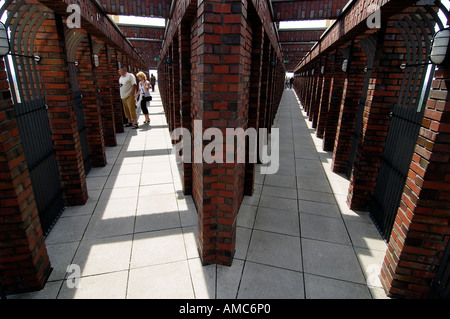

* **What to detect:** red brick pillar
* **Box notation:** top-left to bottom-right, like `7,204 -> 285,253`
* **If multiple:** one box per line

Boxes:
380,67 -> 450,299
193,0 -> 251,266
258,33 -> 271,132
245,22 -> 264,196
265,47 -> 275,132
323,50 -> 346,152
172,40 -> 181,139
305,72 -> 313,115
317,58 -> 331,138
0,59 -> 52,295
76,34 -> 106,167
167,46 -> 174,134
297,74 -> 307,107
347,27 -> 404,210
179,20 -> 193,195
332,43 -> 367,174
309,66 -> 323,128
109,48 -> 124,133
40,14 -> 88,205
96,43 -> 117,147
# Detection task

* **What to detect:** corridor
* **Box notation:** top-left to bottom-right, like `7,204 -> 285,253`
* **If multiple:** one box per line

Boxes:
9,87 -> 389,299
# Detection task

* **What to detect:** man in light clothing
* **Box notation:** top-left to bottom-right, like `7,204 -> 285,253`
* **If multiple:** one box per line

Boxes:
119,66 -> 138,129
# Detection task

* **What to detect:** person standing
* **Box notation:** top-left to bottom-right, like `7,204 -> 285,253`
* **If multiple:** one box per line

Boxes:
119,66 -> 139,129
150,73 -> 156,92
136,71 -> 151,124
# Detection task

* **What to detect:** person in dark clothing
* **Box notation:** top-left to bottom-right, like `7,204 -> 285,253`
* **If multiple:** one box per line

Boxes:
150,74 -> 156,92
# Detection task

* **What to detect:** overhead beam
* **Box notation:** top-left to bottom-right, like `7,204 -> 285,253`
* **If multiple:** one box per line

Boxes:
271,0 -> 350,21
280,43 -> 316,71
129,40 -> 162,69
96,0 -> 172,18
279,29 -> 325,43
118,25 -> 165,41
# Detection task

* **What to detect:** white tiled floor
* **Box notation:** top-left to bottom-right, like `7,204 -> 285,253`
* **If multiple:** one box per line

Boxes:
8,87 -> 390,299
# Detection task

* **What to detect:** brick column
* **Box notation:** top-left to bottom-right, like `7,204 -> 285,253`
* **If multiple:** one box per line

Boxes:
245,21 -> 264,196
96,43 -> 117,147
179,20 -> 193,195
172,40 -> 181,140
309,66 -> 323,128
40,13 -> 88,205
304,72 -> 313,115
108,48 -> 124,133
0,59 -> 52,295
332,43 -> 367,174
316,58 -> 331,138
265,47 -> 275,132
323,50 -> 346,152
258,33 -> 271,132
347,27 -> 404,210
380,67 -> 450,299
167,45 -> 174,134
193,0 -> 252,266
76,34 -> 107,167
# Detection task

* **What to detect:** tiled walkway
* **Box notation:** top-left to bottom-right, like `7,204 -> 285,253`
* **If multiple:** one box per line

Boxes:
9,87 -> 389,299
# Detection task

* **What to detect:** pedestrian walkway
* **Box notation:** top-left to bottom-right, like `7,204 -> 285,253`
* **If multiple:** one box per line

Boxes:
8,87 -> 389,299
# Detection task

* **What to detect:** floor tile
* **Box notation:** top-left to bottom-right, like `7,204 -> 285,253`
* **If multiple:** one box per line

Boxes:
130,228 -> 187,268
46,242 -> 80,281
254,207 -> 300,236
302,238 -> 366,284
58,271 -> 129,299
298,200 -> 341,218
236,204 -> 257,228
259,195 -> 298,212
105,173 -> 141,189
127,261 -> 194,299
304,274 -> 372,299
297,189 -> 336,204
217,259 -> 245,299
71,235 -> 133,276
188,258 -> 216,298
261,185 -> 298,199
247,230 -> 302,272
44,215 -> 91,244
345,220 -> 387,251
300,213 -> 351,245
237,262 -> 304,299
